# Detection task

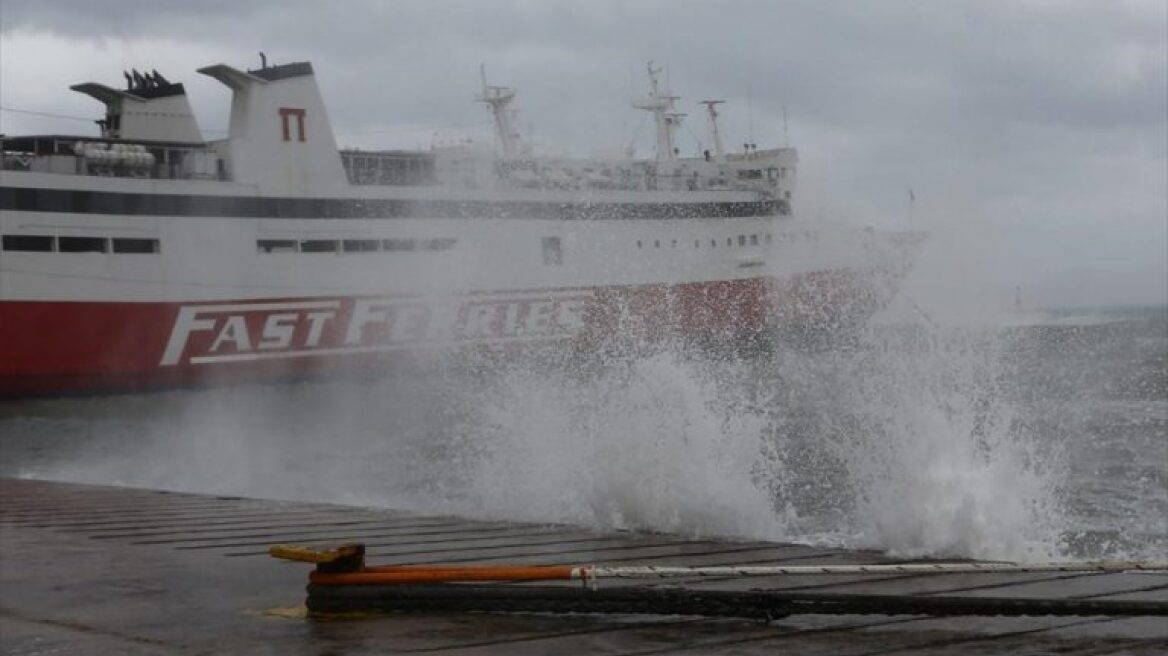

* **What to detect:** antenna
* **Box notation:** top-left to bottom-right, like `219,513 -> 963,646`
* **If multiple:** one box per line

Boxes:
782,104 -> 789,148
746,81 -> 754,150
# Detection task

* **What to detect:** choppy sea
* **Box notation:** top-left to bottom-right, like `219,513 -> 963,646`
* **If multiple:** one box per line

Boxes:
1,304 -> 1164,563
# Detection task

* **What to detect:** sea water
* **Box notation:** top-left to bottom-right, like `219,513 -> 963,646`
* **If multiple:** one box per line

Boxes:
1,305 -> 1164,563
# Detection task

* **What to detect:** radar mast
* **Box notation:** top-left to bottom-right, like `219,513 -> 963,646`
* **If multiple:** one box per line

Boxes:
634,62 -> 682,163
476,65 -> 518,158
700,100 -> 725,163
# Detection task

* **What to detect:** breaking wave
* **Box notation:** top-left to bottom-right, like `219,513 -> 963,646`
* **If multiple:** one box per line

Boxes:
12,317 -> 1069,562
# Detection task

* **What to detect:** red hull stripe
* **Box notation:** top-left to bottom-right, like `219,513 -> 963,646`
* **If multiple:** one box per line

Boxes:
0,270 -> 878,397
0,276 -> 802,397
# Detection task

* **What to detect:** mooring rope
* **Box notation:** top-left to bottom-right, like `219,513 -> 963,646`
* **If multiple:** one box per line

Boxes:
270,544 -> 1168,618
302,561 -> 1168,587
568,561 -> 1168,586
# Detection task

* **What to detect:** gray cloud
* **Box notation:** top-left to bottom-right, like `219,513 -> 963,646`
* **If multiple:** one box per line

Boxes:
2,0 -> 1164,307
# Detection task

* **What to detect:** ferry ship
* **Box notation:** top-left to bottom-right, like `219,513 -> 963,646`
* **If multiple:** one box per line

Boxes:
0,59 -> 913,397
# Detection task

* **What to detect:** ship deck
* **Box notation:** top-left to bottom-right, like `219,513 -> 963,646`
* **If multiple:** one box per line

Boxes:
2,477 -> 1165,655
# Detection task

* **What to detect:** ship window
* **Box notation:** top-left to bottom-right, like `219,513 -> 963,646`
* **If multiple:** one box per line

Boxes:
710,239 -> 716,247
300,239 -> 338,253
542,236 -> 562,266
383,238 -> 416,251
636,240 -> 643,249
112,238 -> 160,254
738,235 -> 747,247
36,188 -> 73,212
258,239 -> 298,253
421,238 -> 456,251
59,236 -> 108,253
765,234 -> 773,244
751,234 -> 759,246
671,239 -> 678,248
726,237 -> 732,247
2,235 -> 54,252
343,239 -> 381,253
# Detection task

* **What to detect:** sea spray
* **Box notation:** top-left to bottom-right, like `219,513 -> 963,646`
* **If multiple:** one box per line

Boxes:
756,324 -> 1067,561
391,317 -> 1069,562
439,351 -> 782,539
12,321 -> 1071,562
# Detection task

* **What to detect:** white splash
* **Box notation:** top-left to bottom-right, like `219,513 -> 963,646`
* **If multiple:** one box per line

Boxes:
771,326 -> 1068,561
14,324 -> 1068,562
438,353 -> 783,539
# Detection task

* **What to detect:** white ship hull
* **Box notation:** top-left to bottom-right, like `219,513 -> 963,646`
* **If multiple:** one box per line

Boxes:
0,60 -> 913,396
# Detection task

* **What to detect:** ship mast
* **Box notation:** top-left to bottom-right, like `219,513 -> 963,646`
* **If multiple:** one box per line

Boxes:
699,100 -> 725,163
634,62 -> 682,163
476,65 -> 518,158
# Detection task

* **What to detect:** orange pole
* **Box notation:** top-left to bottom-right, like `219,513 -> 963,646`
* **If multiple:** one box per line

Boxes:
362,565 -> 525,574
310,565 -> 577,586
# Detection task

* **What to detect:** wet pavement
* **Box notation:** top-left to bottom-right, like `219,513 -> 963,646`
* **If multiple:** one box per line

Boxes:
2,478 -> 1165,654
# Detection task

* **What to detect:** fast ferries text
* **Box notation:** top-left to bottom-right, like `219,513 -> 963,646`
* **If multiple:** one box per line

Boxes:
160,294 -> 588,366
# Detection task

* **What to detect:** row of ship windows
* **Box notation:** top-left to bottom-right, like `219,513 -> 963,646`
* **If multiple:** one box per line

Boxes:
257,237 -> 457,254
636,231 -> 819,250
638,233 -> 770,249
1,234 -> 160,254
0,234 -> 461,255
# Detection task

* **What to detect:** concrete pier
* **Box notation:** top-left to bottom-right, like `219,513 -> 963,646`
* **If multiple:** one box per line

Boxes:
2,478 -> 1165,654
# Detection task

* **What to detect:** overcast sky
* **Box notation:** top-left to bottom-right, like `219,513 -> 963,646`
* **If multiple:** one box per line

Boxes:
1,0 -> 1164,308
